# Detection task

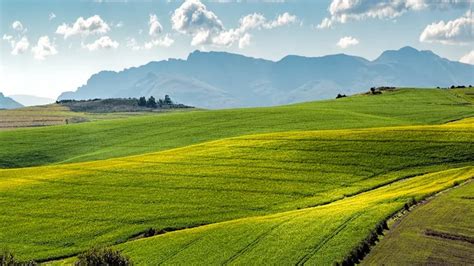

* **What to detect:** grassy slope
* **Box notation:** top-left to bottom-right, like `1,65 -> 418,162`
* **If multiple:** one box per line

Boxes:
1,89 -> 473,168
61,167 -> 471,266
362,181 -> 474,265
1,119 -> 473,261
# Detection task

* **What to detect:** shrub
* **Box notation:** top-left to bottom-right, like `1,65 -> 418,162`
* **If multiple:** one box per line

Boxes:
1,251 -> 37,266
143,228 -> 157,237
75,247 -> 131,266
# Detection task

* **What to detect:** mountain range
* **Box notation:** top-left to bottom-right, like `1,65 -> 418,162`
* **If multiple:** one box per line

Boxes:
0,93 -> 23,109
58,46 -> 474,108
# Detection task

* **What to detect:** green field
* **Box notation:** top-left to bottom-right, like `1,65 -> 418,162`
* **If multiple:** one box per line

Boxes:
0,88 -> 473,264
362,181 -> 474,265
1,89 -> 473,168
1,118 -> 473,262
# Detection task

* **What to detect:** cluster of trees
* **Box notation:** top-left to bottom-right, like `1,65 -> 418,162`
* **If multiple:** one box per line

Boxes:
336,93 -> 347,99
449,85 -> 472,89
137,95 -> 173,108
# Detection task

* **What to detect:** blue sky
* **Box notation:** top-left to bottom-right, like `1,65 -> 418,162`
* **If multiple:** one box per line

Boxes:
1,0 -> 472,98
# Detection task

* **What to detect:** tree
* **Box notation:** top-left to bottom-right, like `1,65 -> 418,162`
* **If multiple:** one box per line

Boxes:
163,95 -> 173,105
146,96 -> 157,108
138,96 -> 147,107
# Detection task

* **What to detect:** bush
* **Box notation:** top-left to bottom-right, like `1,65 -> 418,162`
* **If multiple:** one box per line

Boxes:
75,247 -> 131,266
1,251 -> 37,266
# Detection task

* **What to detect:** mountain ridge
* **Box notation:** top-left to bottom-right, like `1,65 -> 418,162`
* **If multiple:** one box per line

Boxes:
58,46 -> 474,108
0,92 -> 23,109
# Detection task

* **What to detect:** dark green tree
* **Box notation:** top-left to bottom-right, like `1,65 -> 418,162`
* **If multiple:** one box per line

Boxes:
138,96 -> 147,107
164,95 -> 173,105
147,96 -> 157,108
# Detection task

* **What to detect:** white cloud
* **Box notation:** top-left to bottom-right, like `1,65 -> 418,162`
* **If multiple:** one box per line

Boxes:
171,0 -> 224,46
264,12 -> 297,29
49,13 -> 56,21
3,34 -> 29,55
2,34 -> 13,42
12,21 -> 25,32
12,37 -> 30,55
337,36 -> 359,48
31,36 -> 57,60
172,0 -> 297,48
56,15 -> 110,39
149,14 -> 163,36
144,34 -> 175,49
126,37 -> 141,51
318,0 -> 469,28
82,36 -> 119,51
238,33 -> 251,49
419,12 -> 473,45
460,50 -> 474,64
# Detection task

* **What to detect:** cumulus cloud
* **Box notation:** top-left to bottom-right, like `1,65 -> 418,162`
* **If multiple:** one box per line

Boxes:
82,36 -> 119,51
460,50 -> 474,64
144,34 -> 175,49
238,33 -> 251,49
264,12 -> 297,29
31,36 -> 57,60
171,0 -> 224,46
49,13 -> 56,21
337,36 -> 359,48
172,0 -> 297,48
12,37 -> 30,55
3,34 -> 30,55
12,21 -> 25,32
149,14 -> 163,36
56,15 -> 110,39
318,0 -> 469,28
419,12 -> 473,45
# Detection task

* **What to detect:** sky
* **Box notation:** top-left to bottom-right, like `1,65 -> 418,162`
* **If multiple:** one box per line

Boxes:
0,0 -> 473,99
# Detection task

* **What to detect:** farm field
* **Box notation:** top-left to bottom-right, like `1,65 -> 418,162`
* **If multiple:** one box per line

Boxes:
0,88 -> 473,264
0,104 -> 165,130
362,181 -> 474,265
1,88 -> 473,168
0,117 -> 473,262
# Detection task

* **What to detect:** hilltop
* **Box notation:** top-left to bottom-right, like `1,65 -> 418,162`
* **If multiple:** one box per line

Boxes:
58,47 -> 474,108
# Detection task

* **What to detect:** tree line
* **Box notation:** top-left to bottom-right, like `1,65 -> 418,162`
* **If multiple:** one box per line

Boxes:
137,95 -> 173,108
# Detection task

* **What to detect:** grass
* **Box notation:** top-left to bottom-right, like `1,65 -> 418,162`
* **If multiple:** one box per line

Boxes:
362,181 -> 474,265
0,119 -> 473,261
1,88 -> 473,168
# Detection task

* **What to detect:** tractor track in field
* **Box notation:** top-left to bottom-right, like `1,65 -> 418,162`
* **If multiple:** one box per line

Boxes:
295,213 -> 362,265
221,217 -> 294,265
157,235 -> 206,265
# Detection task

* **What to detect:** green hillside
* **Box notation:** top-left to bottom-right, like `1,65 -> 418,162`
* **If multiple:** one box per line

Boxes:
362,181 -> 474,265
116,167 -> 473,265
1,88 -> 473,168
1,119 -> 473,261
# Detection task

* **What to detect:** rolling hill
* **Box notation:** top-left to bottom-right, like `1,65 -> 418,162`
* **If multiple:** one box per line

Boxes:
1,88 -> 473,264
1,119 -> 472,262
1,89 -> 473,168
57,47 -> 474,108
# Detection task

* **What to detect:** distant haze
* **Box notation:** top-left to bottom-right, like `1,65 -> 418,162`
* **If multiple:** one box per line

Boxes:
58,46 -> 474,109
9,94 -> 55,107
